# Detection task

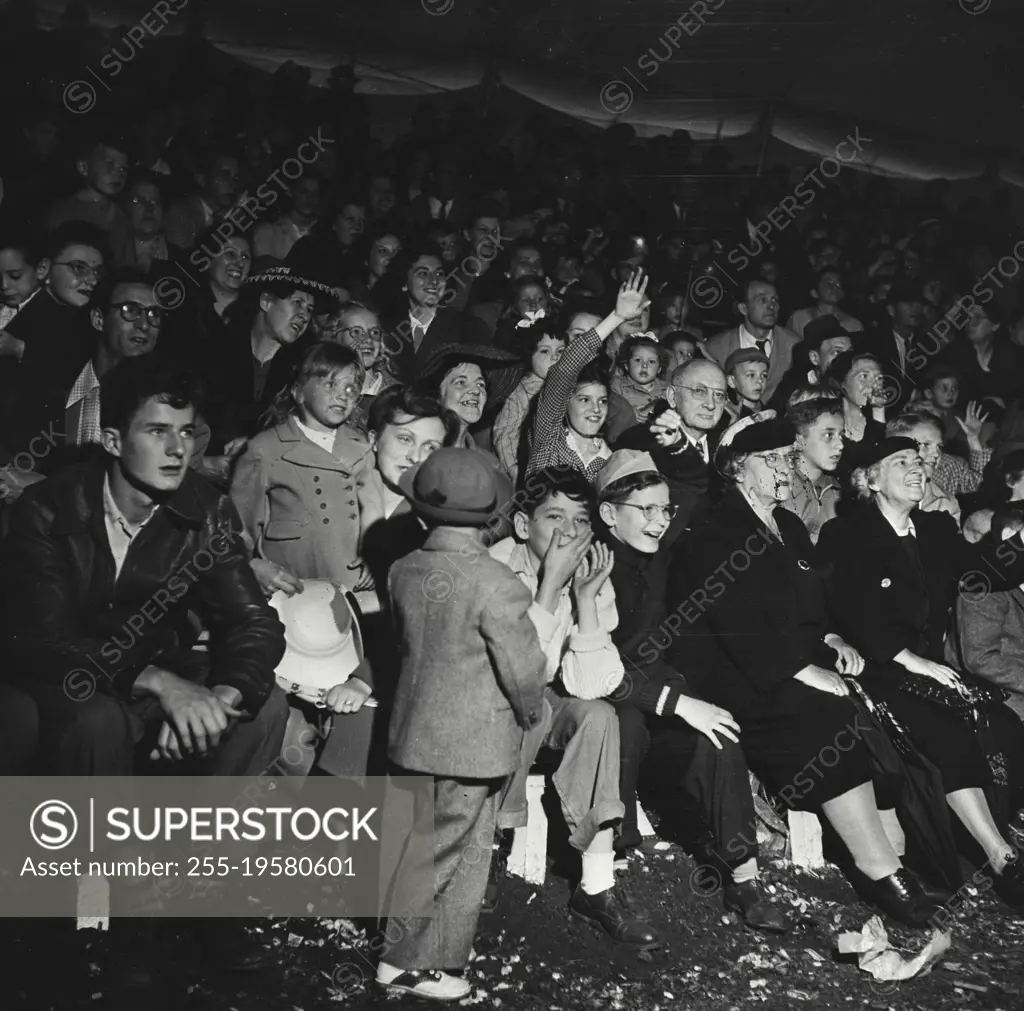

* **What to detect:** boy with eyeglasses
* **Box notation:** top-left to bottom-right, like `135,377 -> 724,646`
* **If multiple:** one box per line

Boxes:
595,450 -> 788,934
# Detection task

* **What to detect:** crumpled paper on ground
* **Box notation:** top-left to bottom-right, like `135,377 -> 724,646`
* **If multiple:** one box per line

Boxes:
838,915 -> 951,981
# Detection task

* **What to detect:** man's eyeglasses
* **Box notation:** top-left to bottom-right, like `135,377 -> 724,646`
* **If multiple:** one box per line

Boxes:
617,502 -> 679,522
55,260 -> 104,281
340,326 -> 383,341
112,302 -> 162,326
678,384 -> 728,405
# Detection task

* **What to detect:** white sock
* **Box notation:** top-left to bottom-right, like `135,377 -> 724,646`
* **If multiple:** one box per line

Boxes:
878,809 -> 906,857
580,850 -> 616,895
731,857 -> 759,885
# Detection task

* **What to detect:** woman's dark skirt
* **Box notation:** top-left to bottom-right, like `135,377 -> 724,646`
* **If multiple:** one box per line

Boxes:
736,680 -> 873,811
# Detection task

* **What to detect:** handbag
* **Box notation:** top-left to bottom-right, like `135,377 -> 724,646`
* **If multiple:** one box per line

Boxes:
896,670 -> 1010,723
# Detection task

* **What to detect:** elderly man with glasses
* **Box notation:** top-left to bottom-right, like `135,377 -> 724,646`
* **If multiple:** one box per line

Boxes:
616,358 -> 730,546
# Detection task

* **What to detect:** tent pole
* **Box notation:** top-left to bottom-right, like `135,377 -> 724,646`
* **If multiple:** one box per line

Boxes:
755,102 -> 776,178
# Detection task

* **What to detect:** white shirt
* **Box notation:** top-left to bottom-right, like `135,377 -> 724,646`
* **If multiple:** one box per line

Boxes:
739,323 -> 773,359
565,427 -> 611,468
892,329 -> 907,372
408,309 -> 437,350
0,287 -> 41,330
428,196 -> 454,220
678,429 -> 709,463
361,371 -> 384,397
102,473 -> 157,579
294,417 -> 336,456
488,537 -> 622,697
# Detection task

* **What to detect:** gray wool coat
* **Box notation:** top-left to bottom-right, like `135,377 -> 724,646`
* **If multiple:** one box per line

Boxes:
387,527 -> 547,778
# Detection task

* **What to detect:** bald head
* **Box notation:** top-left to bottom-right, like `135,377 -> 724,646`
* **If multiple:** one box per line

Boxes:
668,357 -> 727,435
671,357 -> 724,389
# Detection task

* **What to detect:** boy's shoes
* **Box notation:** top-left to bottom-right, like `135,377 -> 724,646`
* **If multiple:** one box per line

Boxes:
569,884 -> 661,948
723,880 -> 790,933
376,963 -> 471,1002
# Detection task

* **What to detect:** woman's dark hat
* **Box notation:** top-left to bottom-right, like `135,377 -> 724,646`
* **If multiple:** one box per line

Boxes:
414,342 -> 524,408
717,411 -> 795,456
861,436 -> 919,469
398,447 -> 513,527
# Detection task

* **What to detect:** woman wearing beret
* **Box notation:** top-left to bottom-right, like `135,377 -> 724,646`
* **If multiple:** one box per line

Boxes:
817,436 -> 1024,909
672,414 -> 945,925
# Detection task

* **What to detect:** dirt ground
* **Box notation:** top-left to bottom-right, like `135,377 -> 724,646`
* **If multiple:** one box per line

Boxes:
8,845 -> 1024,1011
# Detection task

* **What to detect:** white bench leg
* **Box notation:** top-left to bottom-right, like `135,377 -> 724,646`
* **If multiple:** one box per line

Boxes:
787,810 -> 825,869
636,801 -> 656,839
507,774 -> 547,885
76,873 -> 109,931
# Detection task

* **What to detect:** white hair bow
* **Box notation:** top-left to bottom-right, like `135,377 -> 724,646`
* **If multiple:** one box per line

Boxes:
516,309 -> 547,328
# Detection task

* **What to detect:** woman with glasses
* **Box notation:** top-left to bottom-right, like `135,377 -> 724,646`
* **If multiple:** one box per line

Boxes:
593,449 -> 788,933
672,414 -> 949,926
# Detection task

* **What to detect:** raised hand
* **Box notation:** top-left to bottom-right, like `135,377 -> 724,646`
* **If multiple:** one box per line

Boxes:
955,401 -> 989,443
614,270 -> 651,323
573,541 -> 614,602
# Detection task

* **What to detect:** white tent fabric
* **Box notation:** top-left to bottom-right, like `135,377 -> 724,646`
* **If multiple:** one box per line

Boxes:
34,0 -> 1024,187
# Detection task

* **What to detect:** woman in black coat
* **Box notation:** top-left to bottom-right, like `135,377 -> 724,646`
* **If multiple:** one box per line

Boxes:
817,436 -> 1024,904
671,415 -> 944,926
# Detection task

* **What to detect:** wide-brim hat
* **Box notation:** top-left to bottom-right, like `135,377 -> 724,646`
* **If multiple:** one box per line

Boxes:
398,446 -> 513,527
803,314 -> 852,348
270,579 -> 364,704
414,342 -> 524,409
246,262 -> 341,312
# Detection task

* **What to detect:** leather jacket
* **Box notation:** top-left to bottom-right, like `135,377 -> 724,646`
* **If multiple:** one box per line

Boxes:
2,460 -> 284,714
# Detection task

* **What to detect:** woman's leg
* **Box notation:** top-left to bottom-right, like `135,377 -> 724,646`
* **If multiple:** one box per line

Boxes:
820,781 -> 901,880
946,787 -> 1015,871
877,809 -> 906,857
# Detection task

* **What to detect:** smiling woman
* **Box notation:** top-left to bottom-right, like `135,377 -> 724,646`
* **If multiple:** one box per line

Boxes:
817,436 -> 1024,909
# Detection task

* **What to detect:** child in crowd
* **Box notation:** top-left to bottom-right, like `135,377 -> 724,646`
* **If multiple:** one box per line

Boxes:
493,321 -> 567,485
230,341 -> 372,598
662,330 -> 697,377
611,333 -> 669,424
380,448 -> 547,1001
919,365 -> 997,459
723,348 -> 769,421
493,275 -> 551,352
489,466 -> 658,948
